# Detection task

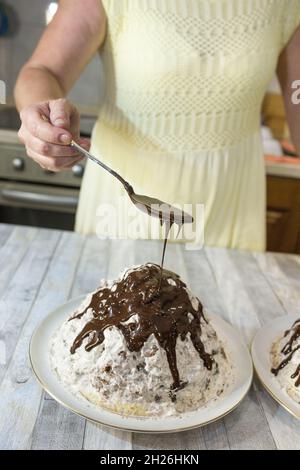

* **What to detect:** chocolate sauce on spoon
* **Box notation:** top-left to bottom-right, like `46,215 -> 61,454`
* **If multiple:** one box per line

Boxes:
70,264 -> 213,391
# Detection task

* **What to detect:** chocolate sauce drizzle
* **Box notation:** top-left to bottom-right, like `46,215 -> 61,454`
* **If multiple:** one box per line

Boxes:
146,206 -> 189,290
70,263 -> 213,390
137,194 -> 193,290
271,319 -> 300,387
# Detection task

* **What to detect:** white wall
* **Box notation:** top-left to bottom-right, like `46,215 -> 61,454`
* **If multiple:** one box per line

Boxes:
0,0 -> 104,114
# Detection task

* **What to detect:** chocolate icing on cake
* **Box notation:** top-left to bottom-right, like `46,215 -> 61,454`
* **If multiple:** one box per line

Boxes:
271,319 -> 300,387
70,263 -> 214,390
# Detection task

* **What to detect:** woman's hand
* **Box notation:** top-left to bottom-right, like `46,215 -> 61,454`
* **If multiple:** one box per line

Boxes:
18,98 -> 90,172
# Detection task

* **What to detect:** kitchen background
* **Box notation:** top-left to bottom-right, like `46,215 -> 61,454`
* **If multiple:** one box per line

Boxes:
0,0 -> 300,253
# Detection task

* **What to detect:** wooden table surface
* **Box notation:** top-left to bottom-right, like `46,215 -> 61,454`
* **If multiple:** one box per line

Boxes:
0,223 -> 300,450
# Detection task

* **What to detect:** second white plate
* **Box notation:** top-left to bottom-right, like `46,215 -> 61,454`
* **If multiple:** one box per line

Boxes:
30,296 -> 253,433
251,313 -> 300,420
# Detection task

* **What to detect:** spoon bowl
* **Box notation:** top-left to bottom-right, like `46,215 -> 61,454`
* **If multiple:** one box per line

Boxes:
71,140 -> 194,227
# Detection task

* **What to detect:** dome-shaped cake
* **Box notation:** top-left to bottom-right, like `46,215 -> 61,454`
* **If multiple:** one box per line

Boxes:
50,263 -> 233,416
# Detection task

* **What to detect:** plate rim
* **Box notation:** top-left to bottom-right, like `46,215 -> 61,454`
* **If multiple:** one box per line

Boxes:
29,296 -> 254,433
251,314 -> 300,422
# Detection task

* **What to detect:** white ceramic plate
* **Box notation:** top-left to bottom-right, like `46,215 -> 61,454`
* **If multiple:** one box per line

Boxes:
30,296 -> 253,433
251,314 -> 300,420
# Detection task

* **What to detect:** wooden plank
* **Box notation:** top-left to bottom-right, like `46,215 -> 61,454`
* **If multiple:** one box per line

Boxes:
0,229 -> 61,384
186,246 -> 276,449
254,252 -> 300,316
199,248 -> 277,449
0,224 -> 13,247
223,386 -> 276,450
0,231 -> 85,450
83,423 -> 132,451
0,226 -> 38,299
202,421 -> 230,450
70,236 -> 110,297
206,248 -> 300,449
204,248 -> 261,343
31,400 -> 86,450
182,246 -> 229,319
255,381 -> 300,450
225,250 -> 288,325
181,246 -> 234,449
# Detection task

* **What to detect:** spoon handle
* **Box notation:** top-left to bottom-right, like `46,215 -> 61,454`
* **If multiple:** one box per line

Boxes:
70,140 -> 133,194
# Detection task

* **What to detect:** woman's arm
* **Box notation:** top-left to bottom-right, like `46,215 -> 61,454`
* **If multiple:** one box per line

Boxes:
14,0 -> 106,171
15,0 -> 106,109
277,24 -> 300,156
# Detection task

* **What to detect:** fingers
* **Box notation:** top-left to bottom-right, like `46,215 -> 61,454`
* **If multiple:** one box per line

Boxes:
18,99 -> 90,173
49,98 -> 79,135
20,104 -> 72,145
49,99 -> 80,141
26,148 -> 83,172
49,98 -> 72,129
19,125 -> 83,158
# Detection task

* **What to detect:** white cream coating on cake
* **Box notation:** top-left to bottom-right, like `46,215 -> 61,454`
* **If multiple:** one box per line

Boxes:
271,325 -> 300,404
50,267 -> 234,417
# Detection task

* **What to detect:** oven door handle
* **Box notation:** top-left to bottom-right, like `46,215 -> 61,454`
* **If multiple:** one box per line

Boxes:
0,188 -> 78,208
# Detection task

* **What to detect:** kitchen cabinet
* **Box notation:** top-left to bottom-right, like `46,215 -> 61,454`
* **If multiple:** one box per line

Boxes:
267,175 -> 300,254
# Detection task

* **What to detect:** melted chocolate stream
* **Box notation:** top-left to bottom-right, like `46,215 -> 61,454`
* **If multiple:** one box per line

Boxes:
158,221 -> 173,291
133,195 -> 192,289
271,319 -> 300,387
70,264 -> 213,390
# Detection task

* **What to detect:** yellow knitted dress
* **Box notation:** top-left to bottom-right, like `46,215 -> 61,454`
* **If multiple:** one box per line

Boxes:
76,0 -> 300,250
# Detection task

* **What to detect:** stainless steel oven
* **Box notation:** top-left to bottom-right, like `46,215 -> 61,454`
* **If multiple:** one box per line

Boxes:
0,128 -> 86,231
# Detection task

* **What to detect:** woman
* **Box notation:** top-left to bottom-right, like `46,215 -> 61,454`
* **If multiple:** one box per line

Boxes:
15,0 -> 300,250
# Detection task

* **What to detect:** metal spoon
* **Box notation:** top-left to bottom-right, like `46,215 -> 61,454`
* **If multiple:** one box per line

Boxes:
71,140 -> 193,227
